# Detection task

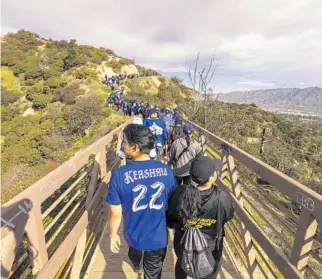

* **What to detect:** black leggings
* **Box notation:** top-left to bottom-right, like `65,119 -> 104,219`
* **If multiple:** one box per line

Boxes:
173,232 -> 222,279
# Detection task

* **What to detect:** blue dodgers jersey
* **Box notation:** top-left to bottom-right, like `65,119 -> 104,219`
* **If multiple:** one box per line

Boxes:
143,118 -> 168,144
106,160 -> 177,251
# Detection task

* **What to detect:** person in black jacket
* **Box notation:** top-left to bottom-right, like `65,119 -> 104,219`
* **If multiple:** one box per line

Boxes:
167,156 -> 234,279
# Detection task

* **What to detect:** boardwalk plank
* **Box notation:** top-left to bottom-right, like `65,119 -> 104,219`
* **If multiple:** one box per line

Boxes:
87,223 -> 242,279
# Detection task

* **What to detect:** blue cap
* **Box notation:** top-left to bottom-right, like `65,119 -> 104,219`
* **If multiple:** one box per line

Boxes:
175,115 -> 183,123
183,123 -> 194,133
149,108 -> 158,115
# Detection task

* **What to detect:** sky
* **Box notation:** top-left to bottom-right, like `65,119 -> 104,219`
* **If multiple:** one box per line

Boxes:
1,0 -> 322,92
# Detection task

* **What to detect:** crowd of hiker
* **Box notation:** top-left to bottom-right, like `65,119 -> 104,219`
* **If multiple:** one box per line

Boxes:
106,96 -> 235,279
104,72 -> 155,90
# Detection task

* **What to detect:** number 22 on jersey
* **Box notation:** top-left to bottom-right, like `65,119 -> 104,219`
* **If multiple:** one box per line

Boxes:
132,182 -> 165,212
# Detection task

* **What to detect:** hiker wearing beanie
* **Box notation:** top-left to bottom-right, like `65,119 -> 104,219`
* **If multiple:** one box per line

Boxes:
168,123 -> 202,185
167,156 -> 234,279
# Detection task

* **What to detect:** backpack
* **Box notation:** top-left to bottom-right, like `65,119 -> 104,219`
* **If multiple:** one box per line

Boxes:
180,190 -> 218,279
171,126 -> 184,143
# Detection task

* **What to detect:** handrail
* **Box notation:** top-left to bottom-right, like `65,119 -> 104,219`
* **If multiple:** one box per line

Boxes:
1,120 -> 131,279
187,120 -> 322,221
187,119 -> 322,279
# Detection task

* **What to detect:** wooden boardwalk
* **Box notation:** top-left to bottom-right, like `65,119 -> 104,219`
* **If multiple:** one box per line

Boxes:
86,222 -> 242,279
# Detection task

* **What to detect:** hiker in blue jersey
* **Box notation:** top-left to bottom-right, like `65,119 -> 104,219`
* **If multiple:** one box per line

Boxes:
138,103 -> 145,117
162,108 -> 175,132
160,108 -> 174,156
108,97 -> 114,108
133,103 -> 140,116
172,108 -> 180,121
107,78 -> 113,86
107,124 -> 177,279
143,108 -> 167,156
155,107 -> 161,118
115,77 -> 120,86
142,104 -> 151,119
119,86 -> 125,96
131,99 -> 139,115
122,100 -> 130,116
127,102 -> 133,117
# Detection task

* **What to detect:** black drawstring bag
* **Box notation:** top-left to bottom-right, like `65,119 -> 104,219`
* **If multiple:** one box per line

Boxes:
180,189 -> 219,279
180,225 -> 216,279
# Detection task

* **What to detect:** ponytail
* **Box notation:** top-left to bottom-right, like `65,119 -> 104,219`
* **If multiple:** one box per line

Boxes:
177,182 -> 202,222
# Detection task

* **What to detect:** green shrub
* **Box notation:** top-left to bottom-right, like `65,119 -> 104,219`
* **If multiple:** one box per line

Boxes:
53,84 -> 85,104
46,77 -> 68,89
63,93 -> 103,135
33,93 -> 53,109
107,59 -> 122,73
1,106 -> 20,121
72,66 -> 98,80
119,58 -> 134,66
1,87 -> 21,105
26,81 -> 44,101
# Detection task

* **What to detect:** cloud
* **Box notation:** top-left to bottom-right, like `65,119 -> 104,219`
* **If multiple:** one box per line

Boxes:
2,0 -> 322,91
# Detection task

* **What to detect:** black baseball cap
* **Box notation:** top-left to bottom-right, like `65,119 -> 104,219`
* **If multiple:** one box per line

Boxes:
190,156 -> 222,185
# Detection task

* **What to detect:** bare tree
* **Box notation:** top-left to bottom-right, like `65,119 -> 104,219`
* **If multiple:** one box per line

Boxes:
185,52 -> 219,124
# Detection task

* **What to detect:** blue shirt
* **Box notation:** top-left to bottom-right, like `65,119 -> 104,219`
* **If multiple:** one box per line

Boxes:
143,118 -> 168,144
161,115 -> 175,132
106,160 -> 177,250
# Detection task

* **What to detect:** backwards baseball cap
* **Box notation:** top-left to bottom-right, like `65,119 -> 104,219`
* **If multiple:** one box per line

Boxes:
183,123 -> 194,134
190,156 -> 222,186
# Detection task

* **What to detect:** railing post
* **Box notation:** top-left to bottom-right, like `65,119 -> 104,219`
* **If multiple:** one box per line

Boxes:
70,152 -> 101,278
100,148 -> 107,178
25,203 -> 48,274
86,152 -> 101,205
291,209 -> 317,274
222,147 -> 256,279
70,230 -> 87,279
220,151 -> 228,180
199,133 -> 206,154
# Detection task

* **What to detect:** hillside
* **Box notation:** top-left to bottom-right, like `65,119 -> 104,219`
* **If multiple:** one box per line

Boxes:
216,87 -> 322,116
0,30 -> 194,203
182,100 -> 322,200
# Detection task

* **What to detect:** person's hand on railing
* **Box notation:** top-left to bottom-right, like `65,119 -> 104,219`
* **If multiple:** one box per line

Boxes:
110,234 -> 121,253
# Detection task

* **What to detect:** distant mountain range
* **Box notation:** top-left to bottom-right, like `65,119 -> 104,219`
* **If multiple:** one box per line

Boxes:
215,87 -> 322,116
